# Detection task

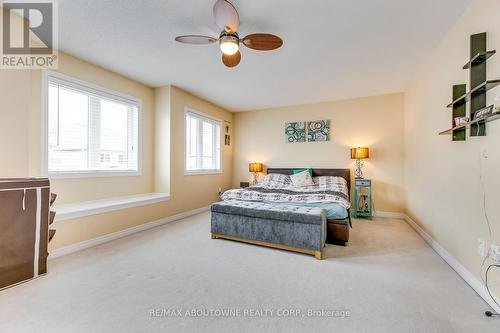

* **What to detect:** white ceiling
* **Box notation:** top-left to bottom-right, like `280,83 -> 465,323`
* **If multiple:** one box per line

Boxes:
58,0 -> 472,111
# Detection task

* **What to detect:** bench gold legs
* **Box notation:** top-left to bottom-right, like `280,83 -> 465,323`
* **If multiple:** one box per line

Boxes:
314,251 -> 322,260
211,233 -> 323,260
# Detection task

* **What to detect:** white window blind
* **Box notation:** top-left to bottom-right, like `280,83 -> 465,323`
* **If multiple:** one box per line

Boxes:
46,74 -> 140,176
185,109 -> 221,173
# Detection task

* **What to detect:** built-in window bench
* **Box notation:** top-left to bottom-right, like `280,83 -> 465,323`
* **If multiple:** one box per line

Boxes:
53,193 -> 170,222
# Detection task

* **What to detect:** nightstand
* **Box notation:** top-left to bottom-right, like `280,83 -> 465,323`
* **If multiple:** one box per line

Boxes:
354,179 -> 372,218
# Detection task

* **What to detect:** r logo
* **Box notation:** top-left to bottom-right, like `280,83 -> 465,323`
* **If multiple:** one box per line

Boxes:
1,0 -> 57,68
2,1 -> 53,54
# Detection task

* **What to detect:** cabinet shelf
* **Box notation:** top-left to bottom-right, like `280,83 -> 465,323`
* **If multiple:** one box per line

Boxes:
462,50 -> 496,69
446,79 -> 500,108
439,111 -> 500,135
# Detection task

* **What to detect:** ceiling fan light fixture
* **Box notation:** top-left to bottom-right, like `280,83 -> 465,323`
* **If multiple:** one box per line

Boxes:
175,1 -> 283,68
219,34 -> 239,55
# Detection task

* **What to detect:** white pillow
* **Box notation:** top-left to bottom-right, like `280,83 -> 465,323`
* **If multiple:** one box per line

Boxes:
290,170 -> 314,187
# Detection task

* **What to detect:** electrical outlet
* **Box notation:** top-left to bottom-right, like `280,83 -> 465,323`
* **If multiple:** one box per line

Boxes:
482,149 -> 489,159
477,239 -> 487,257
218,187 -> 223,196
491,244 -> 500,263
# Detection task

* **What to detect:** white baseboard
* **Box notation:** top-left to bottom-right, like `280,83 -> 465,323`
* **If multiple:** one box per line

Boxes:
403,214 -> 500,313
374,211 -> 406,219
350,211 -> 406,219
49,205 -> 210,260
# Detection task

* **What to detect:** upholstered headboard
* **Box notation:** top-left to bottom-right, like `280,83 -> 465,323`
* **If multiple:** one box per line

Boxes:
266,168 -> 351,194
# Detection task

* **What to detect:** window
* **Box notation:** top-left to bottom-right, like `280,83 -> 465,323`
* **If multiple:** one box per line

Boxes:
44,71 -> 140,177
185,109 -> 221,174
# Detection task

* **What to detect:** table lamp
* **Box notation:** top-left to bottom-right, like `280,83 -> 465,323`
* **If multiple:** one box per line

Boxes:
350,147 -> 369,179
248,162 -> 263,184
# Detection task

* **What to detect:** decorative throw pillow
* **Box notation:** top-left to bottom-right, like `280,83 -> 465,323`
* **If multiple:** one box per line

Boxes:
259,173 -> 292,188
293,168 -> 313,177
290,170 -> 314,187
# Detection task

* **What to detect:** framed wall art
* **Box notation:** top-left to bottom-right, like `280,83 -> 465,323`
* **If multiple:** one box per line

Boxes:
307,120 -> 330,142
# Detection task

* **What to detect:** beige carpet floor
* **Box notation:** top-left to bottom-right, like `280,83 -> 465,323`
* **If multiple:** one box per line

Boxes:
0,213 -> 498,333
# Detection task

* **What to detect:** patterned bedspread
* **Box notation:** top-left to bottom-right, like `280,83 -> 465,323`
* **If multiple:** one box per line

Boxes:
221,176 -> 351,209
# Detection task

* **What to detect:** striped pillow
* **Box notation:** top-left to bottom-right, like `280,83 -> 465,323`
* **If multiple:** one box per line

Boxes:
259,173 -> 292,188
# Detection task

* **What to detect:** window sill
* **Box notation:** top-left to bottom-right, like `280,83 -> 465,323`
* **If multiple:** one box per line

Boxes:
184,170 -> 223,176
53,192 -> 170,222
48,170 -> 141,179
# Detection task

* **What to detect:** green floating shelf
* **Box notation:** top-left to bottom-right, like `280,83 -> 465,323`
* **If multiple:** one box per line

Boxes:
446,79 -> 500,108
439,109 -> 500,135
462,50 -> 496,69
441,32 -> 499,141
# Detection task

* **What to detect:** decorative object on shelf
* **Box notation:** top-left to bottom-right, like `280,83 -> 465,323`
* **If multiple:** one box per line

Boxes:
307,120 -> 330,142
350,147 -> 369,179
354,179 -> 372,218
248,162 -> 263,184
472,105 -> 494,121
440,32 -> 500,140
285,121 -> 306,143
454,117 -> 469,126
224,121 -> 231,146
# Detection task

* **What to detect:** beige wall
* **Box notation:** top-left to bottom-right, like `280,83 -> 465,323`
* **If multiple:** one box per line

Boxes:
168,86 -> 233,209
405,0 -> 500,297
232,94 -> 405,212
154,86 -> 171,193
0,69 -> 32,176
0,51 -> 233,249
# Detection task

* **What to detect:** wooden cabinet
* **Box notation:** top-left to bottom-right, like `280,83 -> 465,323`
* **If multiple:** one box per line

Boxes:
354,179 -> 372,218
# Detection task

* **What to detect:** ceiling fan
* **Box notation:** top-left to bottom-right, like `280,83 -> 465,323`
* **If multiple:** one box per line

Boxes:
174,0 -> 283,68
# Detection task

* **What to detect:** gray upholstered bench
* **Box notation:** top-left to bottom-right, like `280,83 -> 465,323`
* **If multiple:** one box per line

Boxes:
211,201 -> 326,260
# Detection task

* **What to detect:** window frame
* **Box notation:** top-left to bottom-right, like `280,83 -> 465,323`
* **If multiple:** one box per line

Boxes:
41,70 -> 142,179
184,107 -> 223,176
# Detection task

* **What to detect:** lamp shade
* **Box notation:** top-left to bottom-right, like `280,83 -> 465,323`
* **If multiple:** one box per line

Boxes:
249,162 -> 263,173
351,147 -> 369,159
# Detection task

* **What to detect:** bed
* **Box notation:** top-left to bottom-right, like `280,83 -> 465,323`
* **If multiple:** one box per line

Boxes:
267,168 -> 351,245
221,168 -> 352,245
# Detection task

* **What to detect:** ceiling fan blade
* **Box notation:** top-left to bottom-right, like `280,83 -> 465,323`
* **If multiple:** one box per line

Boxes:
222,51 -> 241,68
213,0 -> 239,33
242,33 -> 283,51
175,35 -> 218,45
